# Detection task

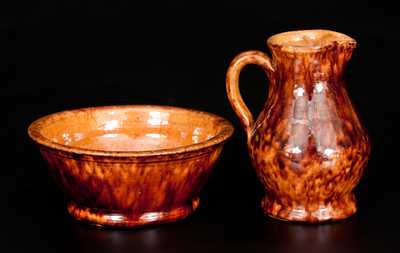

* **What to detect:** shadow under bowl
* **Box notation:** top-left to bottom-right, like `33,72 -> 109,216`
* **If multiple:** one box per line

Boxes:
28,105 -> 234,227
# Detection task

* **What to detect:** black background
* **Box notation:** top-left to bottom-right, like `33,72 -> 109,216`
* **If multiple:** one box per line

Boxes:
2,1 -> 395,252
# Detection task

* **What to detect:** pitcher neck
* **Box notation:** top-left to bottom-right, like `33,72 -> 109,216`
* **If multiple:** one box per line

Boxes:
267,30 -> 356,91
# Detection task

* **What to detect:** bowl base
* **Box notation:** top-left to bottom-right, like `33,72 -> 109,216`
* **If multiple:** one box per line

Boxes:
261,193 -> 357,223
67,198 -> 200,228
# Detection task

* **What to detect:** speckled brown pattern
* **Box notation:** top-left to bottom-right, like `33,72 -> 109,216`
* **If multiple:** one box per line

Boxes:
28,105 -> 233,227
226,30 -> 370,223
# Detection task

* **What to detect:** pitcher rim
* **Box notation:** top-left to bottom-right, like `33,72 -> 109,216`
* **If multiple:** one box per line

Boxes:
267,29 -> 356,53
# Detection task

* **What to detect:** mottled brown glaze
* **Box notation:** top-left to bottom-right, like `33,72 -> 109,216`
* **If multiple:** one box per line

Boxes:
226,30 -> 370,223
28,105 -> 233,227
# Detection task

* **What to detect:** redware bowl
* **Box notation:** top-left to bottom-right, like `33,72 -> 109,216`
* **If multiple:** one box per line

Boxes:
28,105 -> 233,227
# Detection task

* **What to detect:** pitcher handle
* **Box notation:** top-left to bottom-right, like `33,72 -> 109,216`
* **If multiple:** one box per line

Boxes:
226,50 -> 275,139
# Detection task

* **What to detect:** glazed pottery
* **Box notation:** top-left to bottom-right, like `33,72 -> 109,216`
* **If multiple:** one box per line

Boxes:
226,30 -> 370,222
28,105 -> 233,227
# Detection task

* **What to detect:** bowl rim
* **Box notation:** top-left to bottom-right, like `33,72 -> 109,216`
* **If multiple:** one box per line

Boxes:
28,105 -> 234,157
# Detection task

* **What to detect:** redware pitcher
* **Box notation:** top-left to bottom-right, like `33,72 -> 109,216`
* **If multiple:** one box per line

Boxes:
226,30 -> 370,222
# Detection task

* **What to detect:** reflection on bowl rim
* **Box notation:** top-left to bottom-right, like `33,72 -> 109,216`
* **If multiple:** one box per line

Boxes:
28,105 -> 234,157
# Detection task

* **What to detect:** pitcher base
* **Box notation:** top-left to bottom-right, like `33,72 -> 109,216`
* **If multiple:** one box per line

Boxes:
261,194 -> 357,223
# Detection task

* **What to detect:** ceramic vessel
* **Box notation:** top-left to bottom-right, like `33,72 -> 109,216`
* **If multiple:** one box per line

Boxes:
28,105 -> 233,227
226,30 -> 370,222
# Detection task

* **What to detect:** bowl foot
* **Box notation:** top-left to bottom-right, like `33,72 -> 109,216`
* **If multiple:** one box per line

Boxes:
67,198 -> 200,228
261,193 -> 357,223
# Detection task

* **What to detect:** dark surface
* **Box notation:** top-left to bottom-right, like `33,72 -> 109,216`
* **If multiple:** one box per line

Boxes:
2,1 -> 395,252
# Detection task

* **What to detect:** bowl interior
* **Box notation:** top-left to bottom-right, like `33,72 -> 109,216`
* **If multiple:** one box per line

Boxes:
30,106 -> 231,152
